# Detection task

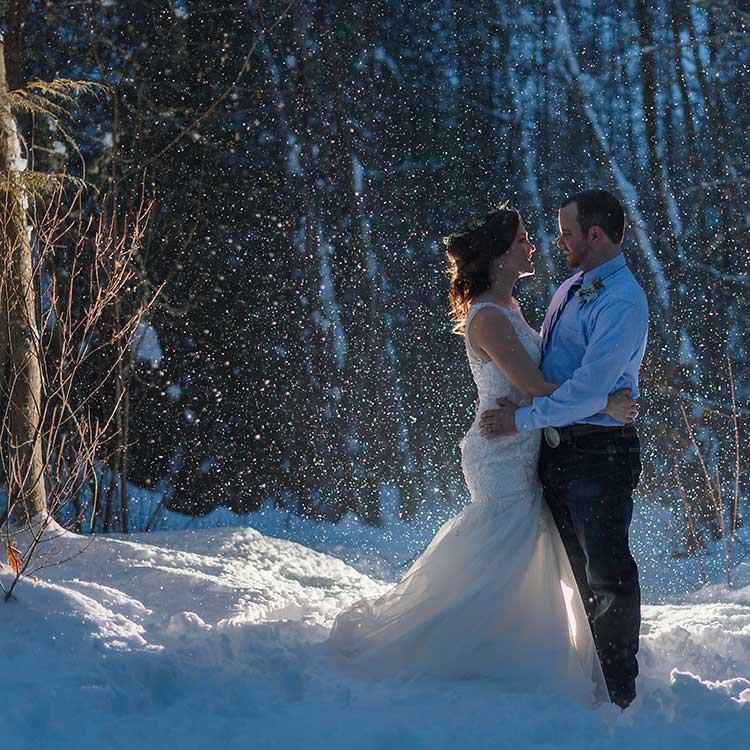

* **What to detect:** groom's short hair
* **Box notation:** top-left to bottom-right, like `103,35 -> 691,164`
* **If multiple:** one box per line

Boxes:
560,189 -> 625,244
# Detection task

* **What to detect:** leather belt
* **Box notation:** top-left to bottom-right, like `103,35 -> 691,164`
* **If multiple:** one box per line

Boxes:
543,423 -> 636,448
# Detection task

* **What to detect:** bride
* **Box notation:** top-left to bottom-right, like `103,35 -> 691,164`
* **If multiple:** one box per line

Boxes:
328,205 -> 635,705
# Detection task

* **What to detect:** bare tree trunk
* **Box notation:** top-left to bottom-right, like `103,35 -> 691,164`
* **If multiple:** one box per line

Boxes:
0,34 -> 47,524
2,0 -> 28,91
117,360 -> 130,534
665,3 -> 707,242
635,0 -> 681,259
110,82 -> 129,534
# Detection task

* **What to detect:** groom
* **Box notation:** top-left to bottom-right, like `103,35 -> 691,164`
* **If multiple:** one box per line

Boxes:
480,189 -> 648,709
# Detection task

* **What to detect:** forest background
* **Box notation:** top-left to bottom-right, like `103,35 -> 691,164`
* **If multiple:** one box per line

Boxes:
10,0 -> 750,547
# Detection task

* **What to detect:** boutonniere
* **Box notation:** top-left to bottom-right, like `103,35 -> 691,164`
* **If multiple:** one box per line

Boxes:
577,277 -> 604,308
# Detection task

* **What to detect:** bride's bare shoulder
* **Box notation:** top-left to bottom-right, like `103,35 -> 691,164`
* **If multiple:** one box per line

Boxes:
468,304 -> 522,344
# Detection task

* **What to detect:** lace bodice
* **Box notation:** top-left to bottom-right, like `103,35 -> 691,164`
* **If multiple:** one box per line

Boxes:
464,301 -> 543,403
460,301 -> 544,498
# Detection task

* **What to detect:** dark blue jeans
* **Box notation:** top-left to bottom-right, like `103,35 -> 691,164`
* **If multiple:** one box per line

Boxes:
539,428 -> 642,703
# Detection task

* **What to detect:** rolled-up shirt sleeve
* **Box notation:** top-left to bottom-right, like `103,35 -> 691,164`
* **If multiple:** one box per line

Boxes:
515,299 -> 646,432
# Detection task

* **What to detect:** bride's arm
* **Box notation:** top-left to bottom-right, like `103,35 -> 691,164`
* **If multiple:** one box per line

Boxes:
468,307 -> 556,400
470,308 -> 637,421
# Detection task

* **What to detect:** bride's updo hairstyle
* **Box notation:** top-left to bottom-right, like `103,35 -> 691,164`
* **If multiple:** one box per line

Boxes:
444,204 -> 520,333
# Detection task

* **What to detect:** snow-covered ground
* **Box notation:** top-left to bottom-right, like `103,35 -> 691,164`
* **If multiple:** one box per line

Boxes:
2,510 -> 750,750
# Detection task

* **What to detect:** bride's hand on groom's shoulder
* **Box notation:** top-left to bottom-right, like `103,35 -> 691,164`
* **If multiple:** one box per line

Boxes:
479,398 -> 519,439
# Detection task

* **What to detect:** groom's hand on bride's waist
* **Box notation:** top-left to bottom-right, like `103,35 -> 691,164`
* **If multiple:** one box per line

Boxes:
479,398 -> 519,439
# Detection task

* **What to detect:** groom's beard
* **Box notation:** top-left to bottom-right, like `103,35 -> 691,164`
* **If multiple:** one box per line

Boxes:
565,242 -> 591,269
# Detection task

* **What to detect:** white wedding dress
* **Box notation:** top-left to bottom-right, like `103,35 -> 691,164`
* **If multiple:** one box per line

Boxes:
328,302 -> 607,705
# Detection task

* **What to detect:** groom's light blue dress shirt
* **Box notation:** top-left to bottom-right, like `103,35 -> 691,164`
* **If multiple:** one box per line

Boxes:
515,254 -> 649,432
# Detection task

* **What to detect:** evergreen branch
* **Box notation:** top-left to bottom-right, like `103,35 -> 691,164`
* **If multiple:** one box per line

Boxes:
4,79 -> 105,119
2,79 -> 105,187
11,170 -> 89,193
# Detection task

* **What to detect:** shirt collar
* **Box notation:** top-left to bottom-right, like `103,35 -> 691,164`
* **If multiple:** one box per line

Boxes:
582,253 -> 626,285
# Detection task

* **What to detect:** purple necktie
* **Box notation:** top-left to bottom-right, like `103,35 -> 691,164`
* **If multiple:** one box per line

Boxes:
543,275 -> 584,353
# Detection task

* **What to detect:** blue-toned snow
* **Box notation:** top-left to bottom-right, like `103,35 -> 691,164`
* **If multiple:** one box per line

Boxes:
4,479 -> 749,750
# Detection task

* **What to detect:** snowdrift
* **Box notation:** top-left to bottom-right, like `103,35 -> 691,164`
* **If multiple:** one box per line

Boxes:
2,521 -> 749,749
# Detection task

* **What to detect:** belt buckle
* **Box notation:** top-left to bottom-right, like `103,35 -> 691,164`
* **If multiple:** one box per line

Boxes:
544,427 -> 561,448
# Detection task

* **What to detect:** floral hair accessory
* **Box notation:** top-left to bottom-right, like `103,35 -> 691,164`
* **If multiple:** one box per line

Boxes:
443,201 -> 511,247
